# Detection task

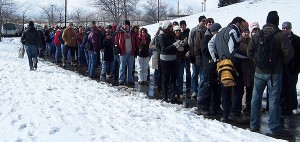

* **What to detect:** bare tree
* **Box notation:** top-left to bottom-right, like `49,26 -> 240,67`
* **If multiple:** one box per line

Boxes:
19,4 -> 31,31
69,8 -> 85,26
92,0 -> 139,24
141,0 -> 168,25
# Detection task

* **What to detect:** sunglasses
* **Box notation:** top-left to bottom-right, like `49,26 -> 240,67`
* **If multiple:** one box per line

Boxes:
175,30 -> 181,32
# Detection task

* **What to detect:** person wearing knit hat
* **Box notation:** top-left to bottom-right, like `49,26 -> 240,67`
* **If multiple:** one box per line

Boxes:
249,22 -> 260,37
196,21 -> 221,115
250,22 -> 260,32
210,23 -> 222,33
281,21 -> 300,115
249,11 -> 294,134
266,11 -> 279,26
158,20 -> 178,102
282,21 -> 292,30
188,15 -> 207,98
161,20 -> 172,30
21,21 -> 41,71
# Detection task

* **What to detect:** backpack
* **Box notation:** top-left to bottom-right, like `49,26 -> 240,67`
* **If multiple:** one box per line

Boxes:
217,59 -> 238,87
255,29 -> 280,68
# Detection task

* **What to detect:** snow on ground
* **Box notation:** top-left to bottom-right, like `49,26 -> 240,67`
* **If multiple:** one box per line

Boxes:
0,37 -> 284,141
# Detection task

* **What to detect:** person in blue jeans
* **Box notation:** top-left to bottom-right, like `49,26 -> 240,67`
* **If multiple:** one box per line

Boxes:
20,21 -> 41,71
115,20 -> 138,86
248,11 -> 294,134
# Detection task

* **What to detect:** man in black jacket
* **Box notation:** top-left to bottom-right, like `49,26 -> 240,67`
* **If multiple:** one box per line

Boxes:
21,21 -> 41,71
281,21 -> 300,115
248,11 -> 294,134
197,23 -> 222,116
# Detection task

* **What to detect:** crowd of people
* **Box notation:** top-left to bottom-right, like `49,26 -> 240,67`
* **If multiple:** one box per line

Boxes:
20,10 -> 300,137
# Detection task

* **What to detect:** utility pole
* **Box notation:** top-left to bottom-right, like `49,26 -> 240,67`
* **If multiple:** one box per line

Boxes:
51,5 -> 54,27
204,0 -> 206,12
124,0 -> 127,20
157,0 -> 159,23
178,0 -> 179,15
65,0 -> 67,27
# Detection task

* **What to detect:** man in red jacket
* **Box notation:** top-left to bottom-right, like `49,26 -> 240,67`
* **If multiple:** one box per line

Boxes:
115,20 -> 139,86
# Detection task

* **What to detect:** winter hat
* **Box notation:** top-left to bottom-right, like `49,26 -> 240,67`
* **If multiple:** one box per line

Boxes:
124,20 -> 130,26
210,23 -> 222,33
282,21 -> 292,29
242,22 -> 249,32
161,20 -> 172,30
198,15 -> 206,23
173,25 -> 181,32
29,21 -> 34,26
250,22 -> 260,32
266,11 -> 279,26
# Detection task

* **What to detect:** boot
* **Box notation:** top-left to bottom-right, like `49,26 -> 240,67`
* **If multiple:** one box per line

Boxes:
33,58 -> 37,70
71,56 -> 77,66
62,56 -> 66,67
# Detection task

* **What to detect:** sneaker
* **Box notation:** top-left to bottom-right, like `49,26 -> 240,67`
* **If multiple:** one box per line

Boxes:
191,92 -> 197,98
33,59 -> 37,70
292,109 -> 300,115
229,115 -> 247,124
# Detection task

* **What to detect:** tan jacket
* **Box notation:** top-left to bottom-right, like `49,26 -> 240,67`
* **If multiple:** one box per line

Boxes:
62,26 -> 76,47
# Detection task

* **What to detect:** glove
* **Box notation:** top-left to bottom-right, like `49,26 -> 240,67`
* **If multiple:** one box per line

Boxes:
173,40 -> 181,47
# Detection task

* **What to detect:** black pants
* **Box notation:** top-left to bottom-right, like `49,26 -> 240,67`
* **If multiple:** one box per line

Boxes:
161,60 -> 177,99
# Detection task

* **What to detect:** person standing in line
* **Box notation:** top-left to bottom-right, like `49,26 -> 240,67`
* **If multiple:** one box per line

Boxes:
21,21 -> 41,71
281,21 -> 300,115
188,15 -> 207,98
248,11 -> 294,135
208,17 -> 248,123
197,23 -> 222,116
115,20 -> 138,86
62,22 -> 77,67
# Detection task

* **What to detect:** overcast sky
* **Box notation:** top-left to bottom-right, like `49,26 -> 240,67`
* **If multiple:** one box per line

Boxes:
17,0 -> 218,18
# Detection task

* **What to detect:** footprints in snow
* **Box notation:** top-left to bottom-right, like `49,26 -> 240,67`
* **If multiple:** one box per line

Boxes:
49,127 -> 60,134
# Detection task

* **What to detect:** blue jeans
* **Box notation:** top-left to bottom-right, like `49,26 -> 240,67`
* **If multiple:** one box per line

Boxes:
119,54 -> 134,83
177,62 -> 185,95
250,73 -> 282,132
78,45 -> 86,65
102,61 -> 114,75
185,59 -> 191,89
191,64 -> 200,93
25,45 -> 38,69
55,44 -> 61,62
88,51 -> 97,77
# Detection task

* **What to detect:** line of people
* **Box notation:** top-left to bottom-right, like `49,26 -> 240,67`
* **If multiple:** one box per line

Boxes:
21,10 -> 300,137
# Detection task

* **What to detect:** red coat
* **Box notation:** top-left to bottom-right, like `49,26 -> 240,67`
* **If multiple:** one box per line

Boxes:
54,30 -> 61,46
115,30 -> 139,56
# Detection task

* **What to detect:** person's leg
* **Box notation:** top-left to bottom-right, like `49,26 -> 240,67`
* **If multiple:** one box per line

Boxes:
250,73 -> 268,129
268,73 -> 282,133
